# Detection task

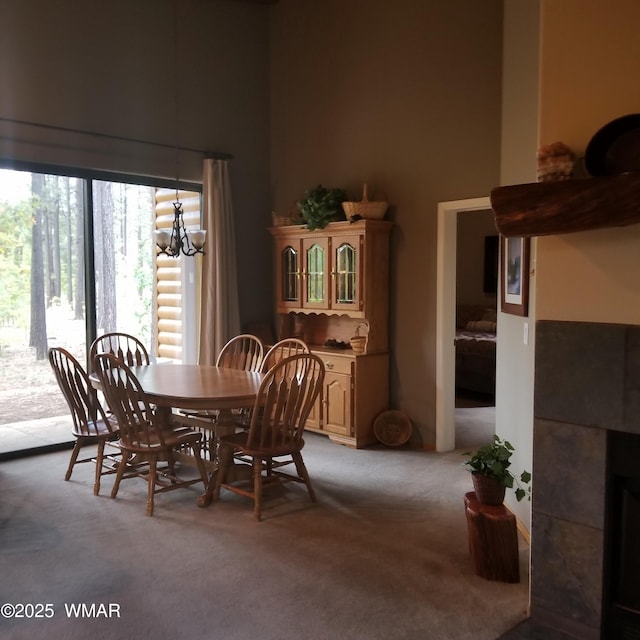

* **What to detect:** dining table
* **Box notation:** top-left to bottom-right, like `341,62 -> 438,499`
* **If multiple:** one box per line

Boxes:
128,363 -> 262,407
89,362 -> 265,507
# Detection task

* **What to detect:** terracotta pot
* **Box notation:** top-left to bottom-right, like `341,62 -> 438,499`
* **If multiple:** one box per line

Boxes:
472,472 -> 506,506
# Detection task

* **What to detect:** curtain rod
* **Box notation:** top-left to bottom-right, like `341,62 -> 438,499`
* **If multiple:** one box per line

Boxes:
0,116 -> 233,160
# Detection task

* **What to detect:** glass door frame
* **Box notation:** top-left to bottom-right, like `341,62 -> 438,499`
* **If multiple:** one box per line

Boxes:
0,158 -> 201,370
0,158 -> 201,458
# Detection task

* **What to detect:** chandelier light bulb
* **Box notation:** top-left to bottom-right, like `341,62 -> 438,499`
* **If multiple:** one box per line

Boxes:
155,200 -> 206,258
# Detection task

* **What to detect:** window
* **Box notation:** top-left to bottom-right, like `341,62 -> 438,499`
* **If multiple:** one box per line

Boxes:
0,166 -> 201,457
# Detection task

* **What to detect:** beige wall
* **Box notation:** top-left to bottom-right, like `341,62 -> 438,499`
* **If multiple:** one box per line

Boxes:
269,0 -> 504,446
0,0 -> 273,325
495,0 -> 540,529
1,0 -> 504,446
536,0 -> 640,324
498,0 -> 640,530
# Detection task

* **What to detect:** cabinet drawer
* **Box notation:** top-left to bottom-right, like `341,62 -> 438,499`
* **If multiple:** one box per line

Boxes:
315,354 -> 352,375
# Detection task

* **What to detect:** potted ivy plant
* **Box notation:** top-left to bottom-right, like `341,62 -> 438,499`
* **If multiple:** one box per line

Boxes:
297,184 -> 347,231
462,435 -> 531,505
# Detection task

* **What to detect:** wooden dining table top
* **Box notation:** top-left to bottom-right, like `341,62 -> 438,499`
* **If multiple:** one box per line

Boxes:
91,363 -> 265,411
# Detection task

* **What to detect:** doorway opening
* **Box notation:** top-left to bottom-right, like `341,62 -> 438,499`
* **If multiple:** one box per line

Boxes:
436,197 -> 496,452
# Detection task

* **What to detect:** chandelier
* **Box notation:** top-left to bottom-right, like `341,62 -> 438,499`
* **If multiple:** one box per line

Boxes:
155,0 -> 206,259
154,189 -> 206,258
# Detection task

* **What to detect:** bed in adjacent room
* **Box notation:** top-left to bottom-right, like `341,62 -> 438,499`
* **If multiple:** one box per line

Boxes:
455,304 -> 497,397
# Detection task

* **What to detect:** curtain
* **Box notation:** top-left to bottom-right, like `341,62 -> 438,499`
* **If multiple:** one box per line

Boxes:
198,158 -> 240,365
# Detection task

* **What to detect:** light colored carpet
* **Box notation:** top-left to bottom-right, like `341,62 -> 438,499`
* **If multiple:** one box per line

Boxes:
0,432 -> 527,640
456,405 -> 495,451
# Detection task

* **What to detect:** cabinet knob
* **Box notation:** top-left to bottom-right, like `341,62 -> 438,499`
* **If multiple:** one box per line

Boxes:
324,361 -> 334,370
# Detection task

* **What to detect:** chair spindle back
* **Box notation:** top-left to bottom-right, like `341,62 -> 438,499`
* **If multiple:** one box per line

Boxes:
261,338 -> 310,373
90,332 -> 150,370
48,347 -> 113,437
247,353 -> 324,451
216,334 -> 264,372
93,353 -> 166,451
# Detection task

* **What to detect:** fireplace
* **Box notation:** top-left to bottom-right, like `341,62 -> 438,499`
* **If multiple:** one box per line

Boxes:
603,431 -> 640,639
500,320 -> 640,640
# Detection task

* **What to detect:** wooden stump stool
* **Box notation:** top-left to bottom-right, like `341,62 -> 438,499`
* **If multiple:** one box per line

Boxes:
464,491 -> 520,583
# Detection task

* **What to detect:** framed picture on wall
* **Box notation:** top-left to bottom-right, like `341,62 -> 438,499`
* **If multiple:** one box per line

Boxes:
500,235 -> 530,316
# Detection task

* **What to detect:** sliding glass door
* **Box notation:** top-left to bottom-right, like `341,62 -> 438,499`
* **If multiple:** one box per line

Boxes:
92,179 -> 156,350
0,167 -> 201,457
0,170 -> 83,454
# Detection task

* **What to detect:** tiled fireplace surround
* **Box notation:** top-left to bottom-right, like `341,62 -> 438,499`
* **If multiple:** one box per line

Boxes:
505,320 -> 640,639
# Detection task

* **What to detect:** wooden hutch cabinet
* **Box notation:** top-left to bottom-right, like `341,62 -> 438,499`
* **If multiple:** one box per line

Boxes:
270,219 -> 392,448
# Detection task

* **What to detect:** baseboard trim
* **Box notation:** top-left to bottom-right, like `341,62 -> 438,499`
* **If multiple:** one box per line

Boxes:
503,503 -> 531,545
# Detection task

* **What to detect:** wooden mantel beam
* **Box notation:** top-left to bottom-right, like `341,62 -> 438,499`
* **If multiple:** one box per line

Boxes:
490,173 -> 640,237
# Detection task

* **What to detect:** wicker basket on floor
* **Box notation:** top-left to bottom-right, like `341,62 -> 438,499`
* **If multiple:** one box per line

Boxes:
373,410 -> 412,447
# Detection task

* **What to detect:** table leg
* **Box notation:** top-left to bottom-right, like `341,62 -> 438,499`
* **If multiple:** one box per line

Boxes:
197,472 -> 217,507
197,421 -> 231,507
197,440 -> 252,507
